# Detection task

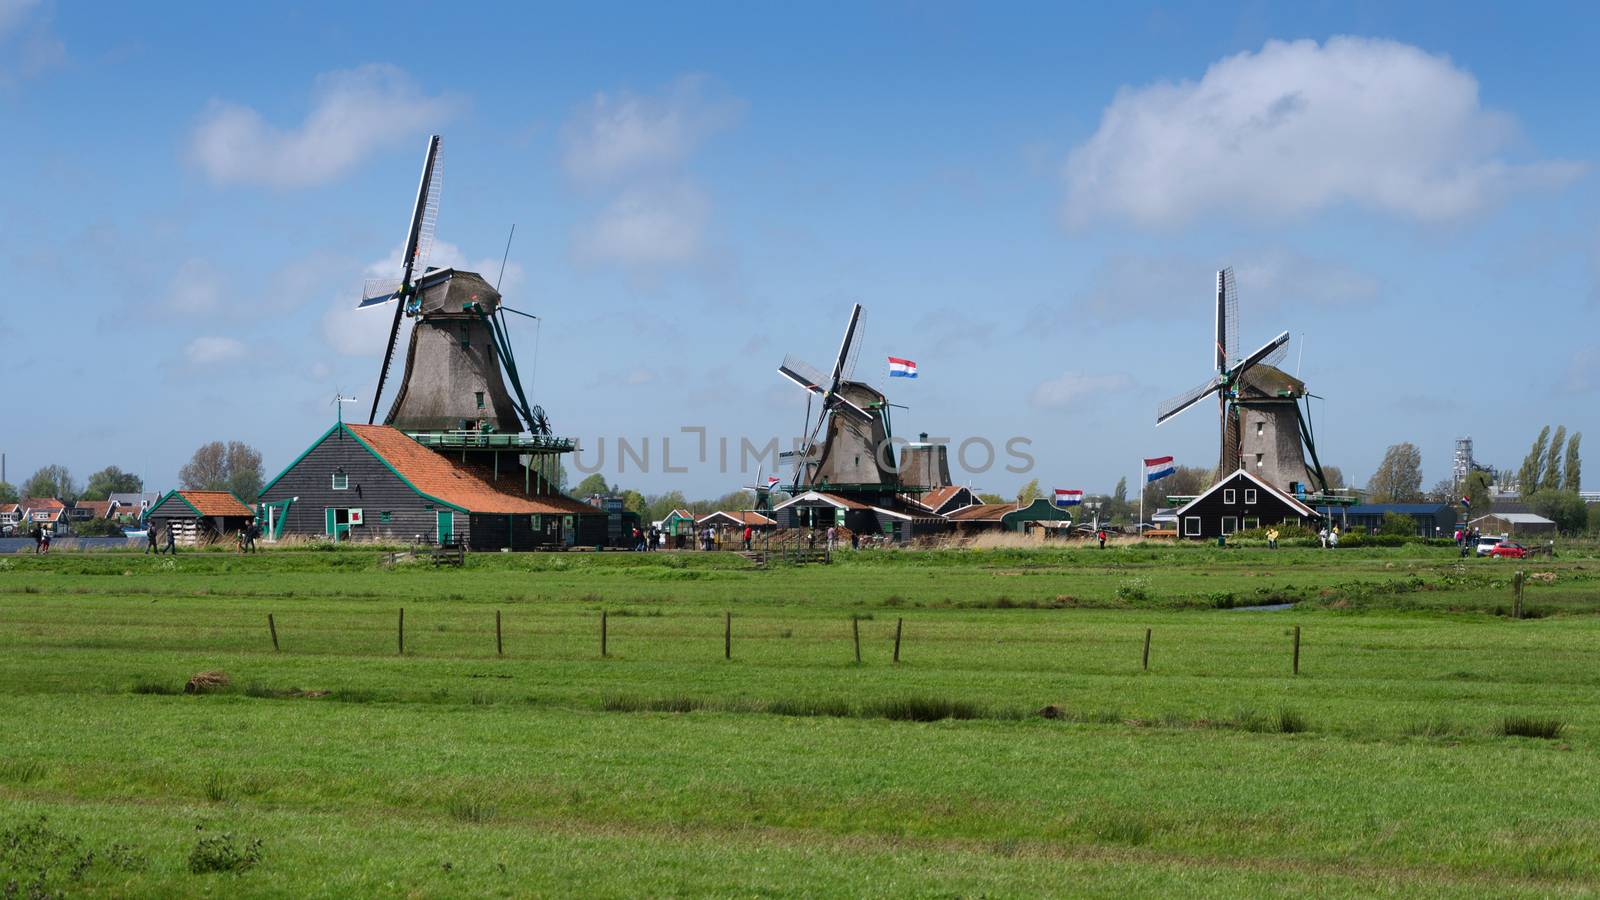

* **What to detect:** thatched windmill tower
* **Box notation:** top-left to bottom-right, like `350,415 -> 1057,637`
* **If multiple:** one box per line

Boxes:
355,135 -> 565,482
1156,268 -> 1331,495
777,304 -> 899,493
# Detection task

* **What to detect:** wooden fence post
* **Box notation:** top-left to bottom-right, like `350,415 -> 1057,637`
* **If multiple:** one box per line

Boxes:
496,610 -> 503,657
398,608 -> 405,656
1142,628 -> 1151,672
1292,625 -> 1301,676
601,610 -> 608,658
852,616 -> 861,664
724,612 -> 732,660
267,614 -> 279,652
893,618 -> 903,664
1513,570 -> 1525,620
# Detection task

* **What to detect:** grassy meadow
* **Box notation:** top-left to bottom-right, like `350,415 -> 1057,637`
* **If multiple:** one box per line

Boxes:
1,544 -> 1598,896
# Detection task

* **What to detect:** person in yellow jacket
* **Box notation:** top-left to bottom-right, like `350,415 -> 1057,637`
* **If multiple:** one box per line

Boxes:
1267,528 -> 1279,549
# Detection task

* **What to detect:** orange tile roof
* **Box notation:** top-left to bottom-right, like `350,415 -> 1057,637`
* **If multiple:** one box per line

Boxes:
177,491 -> 256,517
22,498 -> 65,510
921,486 -> 967,510
348,425 -> 601,516
74,500 -> 115,518
944,502 -> 1016,522
698,510 -> 776,527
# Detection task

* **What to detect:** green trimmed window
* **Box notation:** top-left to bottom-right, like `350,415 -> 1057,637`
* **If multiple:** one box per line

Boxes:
379,511 -> 392,524
331,472 -> 348,490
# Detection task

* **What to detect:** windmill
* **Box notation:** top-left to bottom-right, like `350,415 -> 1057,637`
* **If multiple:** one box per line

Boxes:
1155,267 -> 1331,495
777,304 -> 899,494
356,135 -> 547,439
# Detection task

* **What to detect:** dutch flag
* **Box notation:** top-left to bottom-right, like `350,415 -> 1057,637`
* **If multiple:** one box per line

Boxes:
1054,489 -> 1083,508
888,356 -> 918,378
767,476 -> 782,489
1144,456 -> 1176,483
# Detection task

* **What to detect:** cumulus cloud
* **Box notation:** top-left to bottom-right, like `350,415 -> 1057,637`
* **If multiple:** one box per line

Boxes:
562,74 -> 741,184
185,336 -> 247,365
189,64 -> 456,188
1030,372 -> 1134,410
573,182 -> 709,267
320,240 -> 525,358
1063,37 -> 1584,228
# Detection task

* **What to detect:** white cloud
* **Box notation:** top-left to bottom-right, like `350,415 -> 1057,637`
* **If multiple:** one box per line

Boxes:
320,240 -> 527,358
0,0 -> 63,85
1063,37 -> 1584,228
185,336 -> 247,365
1030,372 -> 1134,410
165,258 -> 226,315
562,74 -> 740,184
573,182 -> 709,267
189,64 -> 456,188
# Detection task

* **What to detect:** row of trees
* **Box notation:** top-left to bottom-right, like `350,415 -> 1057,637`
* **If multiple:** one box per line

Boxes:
0,441 -> 268,508
1518,426 -> 1582,497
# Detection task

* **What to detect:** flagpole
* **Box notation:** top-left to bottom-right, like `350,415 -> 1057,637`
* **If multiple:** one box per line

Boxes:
1138,457 -> 1144,540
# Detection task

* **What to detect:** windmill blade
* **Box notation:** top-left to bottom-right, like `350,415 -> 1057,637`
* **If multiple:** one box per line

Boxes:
1156,374 -> 1224,425
358,278 -> 403,309
400,135 -> 443,285
829,393 -> 874,423
1229,330 -> 1291,380
828,303 -> 863,392
368,300 -> 407,424
1216,267 -> 1239,369
778,354 -> 829,394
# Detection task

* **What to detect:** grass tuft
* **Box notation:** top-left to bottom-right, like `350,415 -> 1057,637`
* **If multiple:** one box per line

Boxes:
765,698 -> 852,718
187,832 -> 262,873
203,771 -> 231,803
1498,716 -> 1565,739
1275,708 -> 1310,734
863,696 -> 985,722
0,759 -> 46,783
447,794 -> 498,824
130,679 -> 180,696
602,696 -> 704,714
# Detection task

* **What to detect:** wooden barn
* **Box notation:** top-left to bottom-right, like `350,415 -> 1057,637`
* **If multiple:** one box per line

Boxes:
901,485 -> 978,517
257,423 -> 604,550
772,490 -> 946,542
1172,469 -> 1320,539
145,490 -> 255,546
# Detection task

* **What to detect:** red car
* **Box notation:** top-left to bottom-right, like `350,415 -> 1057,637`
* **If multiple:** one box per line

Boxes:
1489,542 -> 1528,559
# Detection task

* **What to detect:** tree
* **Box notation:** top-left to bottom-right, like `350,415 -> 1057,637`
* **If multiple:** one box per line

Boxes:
1540,426 -> 1567,493
81,466 -> 143,501
574,473 -> 611,497
22,465 -> 78,502
1461,470 -> 1493,521
0,482 -> 17,505
619,489 -> 648,518
1321,466 -> 1346,490
1379,512 -> 1418,537
1142,465 -> 1210,513
645,490 -> 689,522
1564,432 -> 1582,494
1527,489 -> 1589,534
1366,443 -> 1423,503
178,441 -> 265,503
1015,479 -> 1041,505
1425,478 -> 1455,503
1519,426 -> 1550,498
976,492 -> 1006,504
1108,477 -> 1132,523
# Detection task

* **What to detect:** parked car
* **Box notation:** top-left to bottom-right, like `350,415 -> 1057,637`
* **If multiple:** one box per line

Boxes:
1475,535 -> 1506,557
1489,541 -> 1528,559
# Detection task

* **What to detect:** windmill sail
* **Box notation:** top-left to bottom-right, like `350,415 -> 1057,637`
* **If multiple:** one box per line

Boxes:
1157,374 -> 1223,425
368,135 -> 443,424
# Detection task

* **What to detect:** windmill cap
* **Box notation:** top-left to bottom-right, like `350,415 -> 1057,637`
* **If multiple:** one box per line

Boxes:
415,268 -> 501,316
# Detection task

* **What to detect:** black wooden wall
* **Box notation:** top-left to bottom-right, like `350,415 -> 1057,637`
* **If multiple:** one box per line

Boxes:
259,428 -> 462,544
1176,473 -> 1315,538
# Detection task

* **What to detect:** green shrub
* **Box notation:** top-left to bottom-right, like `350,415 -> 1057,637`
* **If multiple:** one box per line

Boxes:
863,696 -> 985,722
448,794 -> 497,823
187,832 -> 262,874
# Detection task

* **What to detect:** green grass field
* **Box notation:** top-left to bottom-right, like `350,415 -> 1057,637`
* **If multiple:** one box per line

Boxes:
1,546 -> 1598,896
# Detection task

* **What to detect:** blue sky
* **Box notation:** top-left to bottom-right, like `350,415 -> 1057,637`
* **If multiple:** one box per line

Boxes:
2,1 -> 1596,498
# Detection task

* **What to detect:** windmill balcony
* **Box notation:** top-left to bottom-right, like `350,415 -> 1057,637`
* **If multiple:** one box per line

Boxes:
406,430 -> 577,453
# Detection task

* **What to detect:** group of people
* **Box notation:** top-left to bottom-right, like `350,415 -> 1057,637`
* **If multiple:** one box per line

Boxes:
27,525 -> 52,554
1454,527 -> 1482,557
1316,525 -> 1342,548
142,522 -> 177,555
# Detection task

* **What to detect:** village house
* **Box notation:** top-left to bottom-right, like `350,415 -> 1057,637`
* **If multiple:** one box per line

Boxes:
1172,469 -> 1320,539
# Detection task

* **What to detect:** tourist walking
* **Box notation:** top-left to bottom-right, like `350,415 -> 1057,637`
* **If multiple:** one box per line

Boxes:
742,524 -> 753,551
162,522 -> 177,555
1096,529 -> 1107,549
1266,528 -> 1279,550
39,529 -> 51,555
826,525 -> 837,552
30,525 -> 43,555
144,522 -> 159,555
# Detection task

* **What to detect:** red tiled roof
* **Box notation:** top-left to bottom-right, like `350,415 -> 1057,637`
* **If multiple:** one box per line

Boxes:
0,504 -> 18,514
348,425 -> 601,516
944,502 -> 1016,522
22,498 -> 64,510
921,486 -> 967,510
177,491 -> 256,517
74,500 -> 114,518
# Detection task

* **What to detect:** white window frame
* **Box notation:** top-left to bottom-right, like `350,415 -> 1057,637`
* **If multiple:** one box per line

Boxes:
1222,516 -> 1239,535
1184,516 -> 1201,536
331,472 -> 349,491
1244,488 -> 1258,504
1223,489 -> 1236,505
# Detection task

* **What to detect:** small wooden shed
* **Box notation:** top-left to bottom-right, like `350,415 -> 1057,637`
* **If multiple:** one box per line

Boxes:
145,490 -> 255,546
